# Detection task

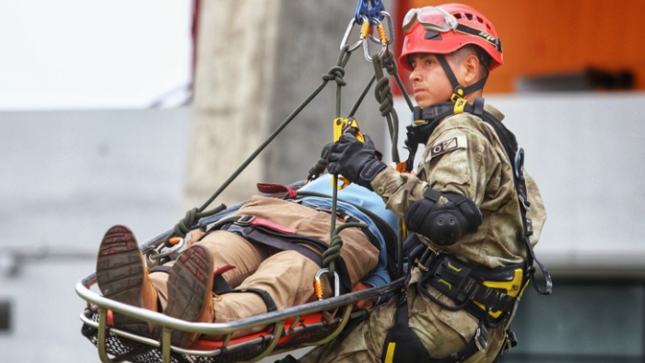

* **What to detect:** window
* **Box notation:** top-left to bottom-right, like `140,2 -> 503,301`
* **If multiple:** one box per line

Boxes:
500,280 -> 645,363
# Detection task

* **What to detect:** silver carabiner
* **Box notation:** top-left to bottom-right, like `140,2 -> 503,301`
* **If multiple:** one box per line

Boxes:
314,268 -> 340,300
146,237 -> 185,267
378,11 -> 395,46
340,17 -> 364,52
363,31 -> 388,62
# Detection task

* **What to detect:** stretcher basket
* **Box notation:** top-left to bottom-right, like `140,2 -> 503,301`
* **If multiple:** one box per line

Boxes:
76,224 -> 405,363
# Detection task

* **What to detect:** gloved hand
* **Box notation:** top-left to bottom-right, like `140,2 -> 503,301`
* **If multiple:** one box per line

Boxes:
327,133 -> 387,190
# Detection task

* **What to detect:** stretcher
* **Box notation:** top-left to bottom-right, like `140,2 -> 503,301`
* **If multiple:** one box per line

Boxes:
76,213 -> 406,363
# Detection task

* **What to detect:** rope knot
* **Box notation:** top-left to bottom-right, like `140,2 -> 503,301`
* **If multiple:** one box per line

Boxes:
322,66 -> 347,87
374,77 -> 393,117
382,50 -> 398,75
165,207 -> 199,246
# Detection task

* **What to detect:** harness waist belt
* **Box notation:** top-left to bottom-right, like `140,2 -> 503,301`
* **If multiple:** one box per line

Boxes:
417,252 -> 523,322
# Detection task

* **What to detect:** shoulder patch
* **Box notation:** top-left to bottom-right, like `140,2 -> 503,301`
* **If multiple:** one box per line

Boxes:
429,135 -> 466,158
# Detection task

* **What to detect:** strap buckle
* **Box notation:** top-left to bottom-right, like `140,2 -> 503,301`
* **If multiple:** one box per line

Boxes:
474,326 -> 488,351
234,215 -> 256,226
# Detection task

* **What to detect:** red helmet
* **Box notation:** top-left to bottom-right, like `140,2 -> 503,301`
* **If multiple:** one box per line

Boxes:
398,3 -> 503,72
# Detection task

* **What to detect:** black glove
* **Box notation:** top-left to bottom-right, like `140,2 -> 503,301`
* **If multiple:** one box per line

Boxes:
327,133 -> 387,190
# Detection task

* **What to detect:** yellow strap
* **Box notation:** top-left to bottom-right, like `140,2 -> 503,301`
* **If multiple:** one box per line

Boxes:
384,342 -> 396,363
454,98 -> 467,114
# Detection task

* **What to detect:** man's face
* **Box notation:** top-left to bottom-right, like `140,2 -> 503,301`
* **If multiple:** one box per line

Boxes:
407,53 -> 453,108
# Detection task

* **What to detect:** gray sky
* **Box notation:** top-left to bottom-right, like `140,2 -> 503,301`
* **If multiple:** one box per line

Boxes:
0,0 -> 192,110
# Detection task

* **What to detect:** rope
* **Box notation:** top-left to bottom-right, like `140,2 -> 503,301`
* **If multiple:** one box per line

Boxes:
329,48 -> 351,263
381,50 -> 414,112
322,222 -> 366,280
372,51 -> 400,163
163,46 -> 354,247
306,142 -> 333,182
348,75 -> 376,119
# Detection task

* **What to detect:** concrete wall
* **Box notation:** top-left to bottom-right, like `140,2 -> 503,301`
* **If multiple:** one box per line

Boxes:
184,0 -> 393,209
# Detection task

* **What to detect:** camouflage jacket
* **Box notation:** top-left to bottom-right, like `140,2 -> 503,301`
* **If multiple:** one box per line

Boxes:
371,104 -> 546,269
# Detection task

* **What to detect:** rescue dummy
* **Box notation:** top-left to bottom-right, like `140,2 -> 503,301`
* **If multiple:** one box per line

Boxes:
95,173 -> 399,348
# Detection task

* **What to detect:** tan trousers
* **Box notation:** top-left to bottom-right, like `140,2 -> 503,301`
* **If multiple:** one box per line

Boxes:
300,268 -> 506,363
149,196 -> 379,337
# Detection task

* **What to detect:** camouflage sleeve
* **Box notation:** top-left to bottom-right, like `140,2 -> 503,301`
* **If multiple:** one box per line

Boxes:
371,115 -> 498,218
424,124 -> 494,205
370,166 -> 429,219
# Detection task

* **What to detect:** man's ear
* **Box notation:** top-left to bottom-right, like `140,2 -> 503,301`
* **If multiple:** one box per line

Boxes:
462,54 -> 480,85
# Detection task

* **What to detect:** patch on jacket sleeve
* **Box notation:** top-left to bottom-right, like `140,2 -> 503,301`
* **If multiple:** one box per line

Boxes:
429,135 -> 467,158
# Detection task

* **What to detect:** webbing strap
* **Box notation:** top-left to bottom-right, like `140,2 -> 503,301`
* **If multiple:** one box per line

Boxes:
221,288 -> 278,313
472,105 -> 552,295
228,224 -> 325,267
383,286 -> 490,363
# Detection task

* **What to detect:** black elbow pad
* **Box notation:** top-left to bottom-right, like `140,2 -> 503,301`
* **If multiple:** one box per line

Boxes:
404,189 -> 483,246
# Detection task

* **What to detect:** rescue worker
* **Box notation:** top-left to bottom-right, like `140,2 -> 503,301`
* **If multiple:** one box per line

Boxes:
295,4 -> 549,363
95,173 -> 399,348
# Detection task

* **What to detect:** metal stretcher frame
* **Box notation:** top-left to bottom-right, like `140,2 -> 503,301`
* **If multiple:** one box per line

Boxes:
76,210 -> 405,363
77,269 -> 405,363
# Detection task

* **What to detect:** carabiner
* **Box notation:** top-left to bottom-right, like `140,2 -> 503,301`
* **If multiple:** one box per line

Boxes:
340,17 -> 364,52
354,0 -> 385,25
369,11 -> 394,46
362,28 -> 388,62
314,268 -> 340,300
146,237 -> 185,266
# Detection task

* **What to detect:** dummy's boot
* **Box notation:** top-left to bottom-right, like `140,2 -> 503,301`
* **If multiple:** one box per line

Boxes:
96,225 -> 158,336
164,244 -> 215,347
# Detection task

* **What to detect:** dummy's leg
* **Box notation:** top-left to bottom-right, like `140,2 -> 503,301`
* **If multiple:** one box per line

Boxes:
149,230 -> 271,310
95,225 -> 158,336
212,250 -> 321,324
163,244 -> 215,347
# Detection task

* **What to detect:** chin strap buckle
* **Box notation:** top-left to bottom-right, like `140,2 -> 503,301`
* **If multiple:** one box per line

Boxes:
450,86 -> 467,114
450,85 -> 465,103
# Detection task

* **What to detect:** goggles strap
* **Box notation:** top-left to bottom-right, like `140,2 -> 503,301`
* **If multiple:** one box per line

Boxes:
455,24 -> 502,52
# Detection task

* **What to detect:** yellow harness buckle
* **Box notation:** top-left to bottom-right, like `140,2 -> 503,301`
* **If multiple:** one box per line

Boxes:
453,98 -> 467,114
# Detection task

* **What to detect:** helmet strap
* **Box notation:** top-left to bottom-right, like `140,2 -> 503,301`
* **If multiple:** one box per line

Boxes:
436,54 -> 488,102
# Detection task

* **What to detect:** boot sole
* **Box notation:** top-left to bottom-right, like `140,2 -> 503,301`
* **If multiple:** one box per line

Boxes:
96,225 -> 151,336
165,245 -> 214,347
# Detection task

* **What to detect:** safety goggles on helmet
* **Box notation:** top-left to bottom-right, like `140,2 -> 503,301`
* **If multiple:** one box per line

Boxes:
402,6 -> 457,33
402,6 -> 502,52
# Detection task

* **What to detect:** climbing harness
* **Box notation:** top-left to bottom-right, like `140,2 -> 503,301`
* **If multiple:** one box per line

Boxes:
76,1 -> 414,362
380,96 -> 553,363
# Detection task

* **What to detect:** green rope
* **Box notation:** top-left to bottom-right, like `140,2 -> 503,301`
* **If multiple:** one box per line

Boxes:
323,222 -> 366,281
348,75 -> 376,119
330,47 -> 352,262
164,46 -> 353,247
372,52 -> 400,163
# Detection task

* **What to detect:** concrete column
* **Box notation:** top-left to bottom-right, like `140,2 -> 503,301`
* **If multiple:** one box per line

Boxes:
184,0 -> 393,210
